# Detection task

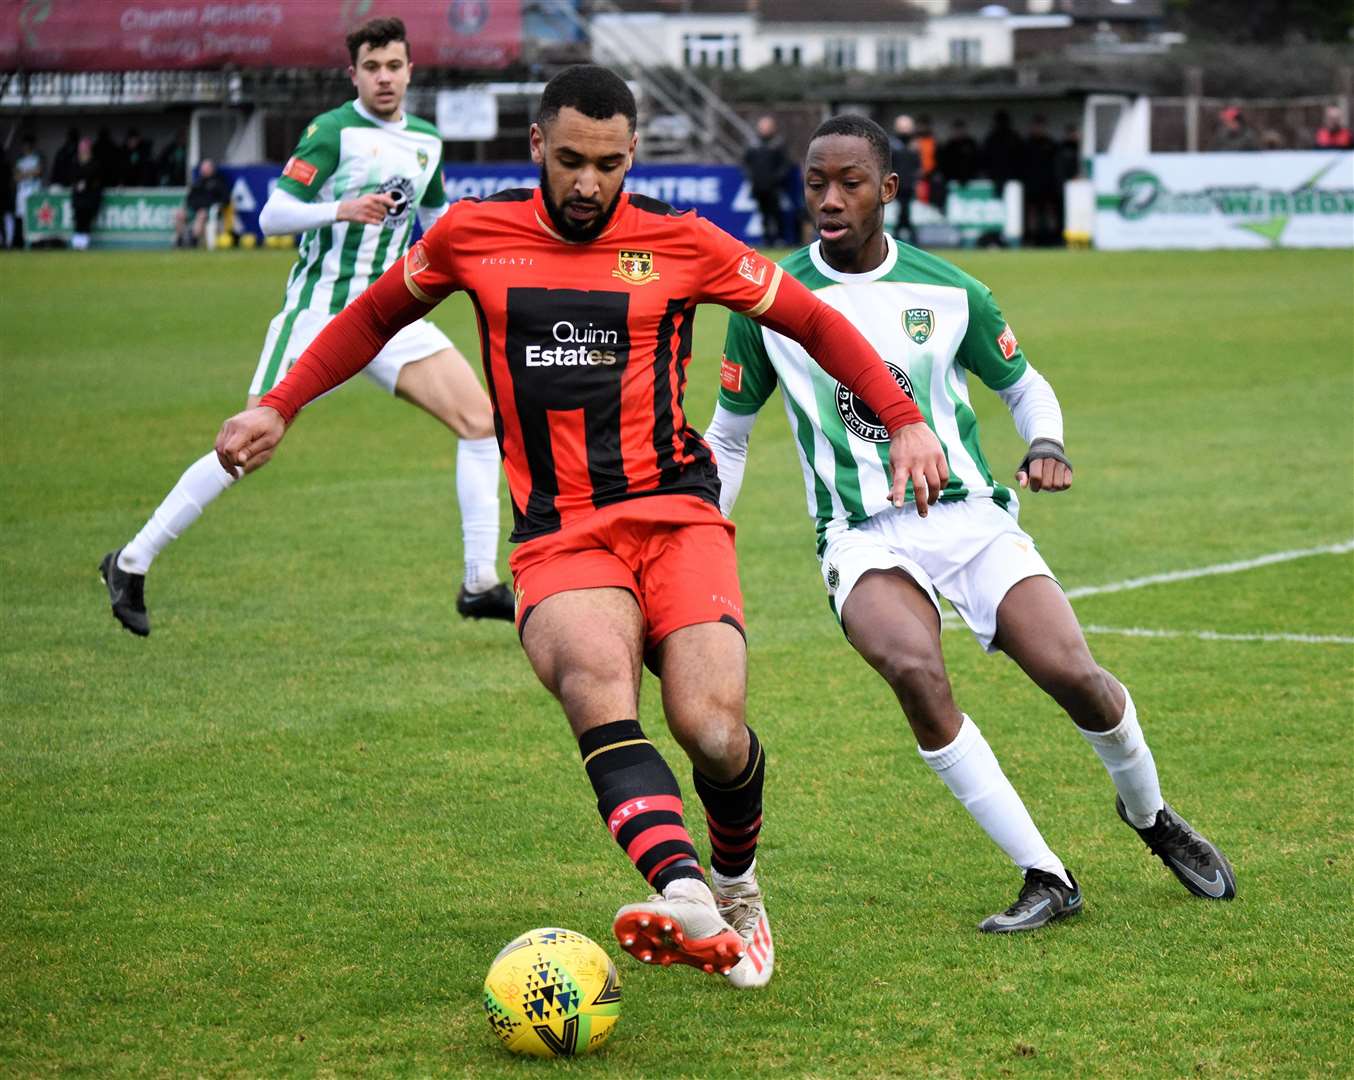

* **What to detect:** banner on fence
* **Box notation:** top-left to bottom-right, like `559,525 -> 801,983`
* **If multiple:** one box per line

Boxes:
25,188 -> 185,247
1093,152 -> 1354,249
2,0 -> 520,71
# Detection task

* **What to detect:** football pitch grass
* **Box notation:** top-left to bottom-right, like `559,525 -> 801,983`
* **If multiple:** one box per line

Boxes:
2,246 -> 1351,1078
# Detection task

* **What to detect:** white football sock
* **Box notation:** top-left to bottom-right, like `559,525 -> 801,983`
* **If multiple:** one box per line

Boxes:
919,716 -> 1071,887
118,451 -> 238,575
456,435 -> 501,592
1077,684 -> 1164,829
712,860 -> 757,890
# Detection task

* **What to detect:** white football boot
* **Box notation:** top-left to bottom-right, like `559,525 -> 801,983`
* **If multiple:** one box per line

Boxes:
613,877 -> 745,978
714,867 -> 774,989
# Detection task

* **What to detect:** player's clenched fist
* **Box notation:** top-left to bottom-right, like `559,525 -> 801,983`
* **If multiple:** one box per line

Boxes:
216,405 -> 286,475
337,192 -> 397,225
888,421 -> 949,517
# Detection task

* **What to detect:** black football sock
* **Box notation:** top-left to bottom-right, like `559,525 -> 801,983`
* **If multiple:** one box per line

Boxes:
579,719 -> 704,893
693,726 -> 765,879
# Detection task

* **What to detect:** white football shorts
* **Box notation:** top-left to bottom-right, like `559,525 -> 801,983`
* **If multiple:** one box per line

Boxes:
821,497 -> 1057,653
249,307 -> 454,398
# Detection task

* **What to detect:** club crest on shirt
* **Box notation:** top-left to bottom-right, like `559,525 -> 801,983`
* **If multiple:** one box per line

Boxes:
836,362 -> 914,443
904,308 -> 934,345
416,148 -> 429,170
612,249 -> 660,285
377,176 -> 416,226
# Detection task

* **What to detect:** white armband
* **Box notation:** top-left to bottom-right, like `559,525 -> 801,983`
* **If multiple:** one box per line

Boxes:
996,364 -> 1064,447
258,186 -> 339,236
704,403 -> 757,517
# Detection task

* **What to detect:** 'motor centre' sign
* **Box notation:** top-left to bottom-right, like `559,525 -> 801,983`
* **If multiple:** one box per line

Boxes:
1093,152 -> 1354,249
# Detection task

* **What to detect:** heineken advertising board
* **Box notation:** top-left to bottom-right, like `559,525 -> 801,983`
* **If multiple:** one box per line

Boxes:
1093,152 -> 1354,250
25,188 -> 186,248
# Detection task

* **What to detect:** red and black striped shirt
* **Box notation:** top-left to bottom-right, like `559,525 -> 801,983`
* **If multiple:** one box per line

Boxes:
260,186 -> 922,542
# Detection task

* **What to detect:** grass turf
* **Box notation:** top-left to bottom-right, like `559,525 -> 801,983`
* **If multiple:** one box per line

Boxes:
2,247 -> 1351,1078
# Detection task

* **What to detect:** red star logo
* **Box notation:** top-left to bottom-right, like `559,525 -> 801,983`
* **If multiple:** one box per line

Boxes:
36,201 -> 55,227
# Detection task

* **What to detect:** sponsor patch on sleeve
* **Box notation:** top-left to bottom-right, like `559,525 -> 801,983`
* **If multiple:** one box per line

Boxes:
737,253 -> 768,287
720,356 -> 743,393
407,242 -> 429,276
997,323 -> 1019,360
283,156 -> 318,186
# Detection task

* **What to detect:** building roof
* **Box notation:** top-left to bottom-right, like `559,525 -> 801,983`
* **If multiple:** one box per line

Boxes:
811,79 -> 1145,103
758,0 -> 925,22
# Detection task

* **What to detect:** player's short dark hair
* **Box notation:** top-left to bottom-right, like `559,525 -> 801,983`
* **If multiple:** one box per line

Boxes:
346,16 -> 408,64
809,114 -> 892,179
538,65 -> 637,132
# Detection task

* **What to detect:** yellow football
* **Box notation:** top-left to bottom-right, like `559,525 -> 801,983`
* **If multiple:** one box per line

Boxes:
483,927 -> 621,1057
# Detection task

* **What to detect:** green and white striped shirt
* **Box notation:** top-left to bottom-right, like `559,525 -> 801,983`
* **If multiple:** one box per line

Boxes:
258,100 -> 445,385
718,236 -> 1028,554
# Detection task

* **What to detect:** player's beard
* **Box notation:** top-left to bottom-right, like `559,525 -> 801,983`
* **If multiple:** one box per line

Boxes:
539,164 -> 623,243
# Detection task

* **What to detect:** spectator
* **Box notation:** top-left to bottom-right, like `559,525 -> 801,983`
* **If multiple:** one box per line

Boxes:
49,127 -> 80,188
890,114 -> 920,246
1022,115 -> 1061,247
173,158 -> 230,247
743,114 -> 791,247
122,129 -> 157,186
70,136 -> 105,250
1055,123 -> 1082,185
1213,107 -> 1258,151
1315,105 -> 1352,149
913,113 -> 938,205
1260,129 -> 1286,151
938,118 -> 979,186
156,131 -> 188,186
1,144 -> 14,248
92,127 -> 121,183
980,109 -> 1024,193
13,134 -> 44,249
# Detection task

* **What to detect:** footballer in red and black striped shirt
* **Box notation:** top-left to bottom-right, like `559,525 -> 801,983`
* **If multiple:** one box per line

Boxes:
216,64 -> 947,989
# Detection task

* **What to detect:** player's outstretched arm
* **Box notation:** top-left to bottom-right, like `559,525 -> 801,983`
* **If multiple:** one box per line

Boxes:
216,406 -> 286,473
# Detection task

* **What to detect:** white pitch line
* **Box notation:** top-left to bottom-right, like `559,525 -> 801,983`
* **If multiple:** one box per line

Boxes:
1080,625 -> 1354,645
1062,539 -> 1354,600
936,539 -> 1354,643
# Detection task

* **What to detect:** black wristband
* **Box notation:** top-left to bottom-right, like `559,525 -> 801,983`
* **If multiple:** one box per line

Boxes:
1019,438 -> 1071,474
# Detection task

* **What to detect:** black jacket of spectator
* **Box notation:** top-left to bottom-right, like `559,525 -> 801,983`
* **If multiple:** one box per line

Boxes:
157,139 -> 188,186
744,135 -> 791,195
938,130 -> 979,186
1022,130 -> 1060,197
981,112 -> 1024,190
122,134 -> 157,186
890,136 -> 920,192
186,171 -> 230,214
50,130 -> 80,188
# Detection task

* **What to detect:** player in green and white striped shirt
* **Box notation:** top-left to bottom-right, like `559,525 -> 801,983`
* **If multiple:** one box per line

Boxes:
101,17 -> 511,635
706,115 -> 1235,930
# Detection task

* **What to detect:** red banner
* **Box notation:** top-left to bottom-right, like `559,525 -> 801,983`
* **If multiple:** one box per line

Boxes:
2,0 -> 521,71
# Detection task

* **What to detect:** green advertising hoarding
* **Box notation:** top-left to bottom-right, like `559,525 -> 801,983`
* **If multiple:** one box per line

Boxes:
25,188 -> 186,248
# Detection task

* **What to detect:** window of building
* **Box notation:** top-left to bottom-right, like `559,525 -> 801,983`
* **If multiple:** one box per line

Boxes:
771,43 -> 803,67
683,33 -> 741,70
823,38 -> 858,71
876,38 -> 909,74
949,37 -> 981,67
